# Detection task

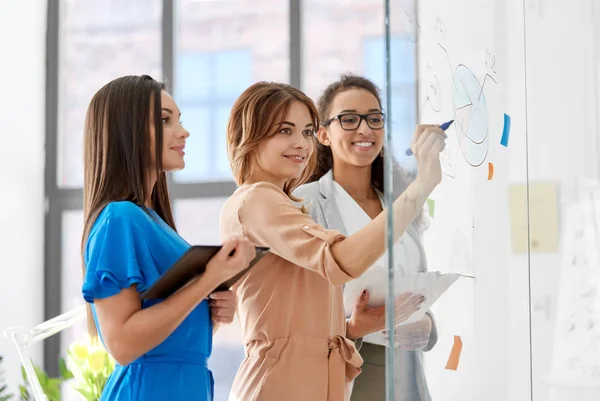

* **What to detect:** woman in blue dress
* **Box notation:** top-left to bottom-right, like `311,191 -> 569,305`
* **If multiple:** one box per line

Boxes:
80,75 -> 256,400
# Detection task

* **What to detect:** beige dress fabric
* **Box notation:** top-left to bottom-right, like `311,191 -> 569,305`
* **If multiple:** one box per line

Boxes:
220,182 -> 364,401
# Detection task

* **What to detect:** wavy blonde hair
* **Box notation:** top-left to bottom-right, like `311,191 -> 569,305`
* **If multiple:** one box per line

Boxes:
227,82 -> 319,201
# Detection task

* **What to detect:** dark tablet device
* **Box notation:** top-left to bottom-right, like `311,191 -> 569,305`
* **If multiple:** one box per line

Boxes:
140,245 -> 270,300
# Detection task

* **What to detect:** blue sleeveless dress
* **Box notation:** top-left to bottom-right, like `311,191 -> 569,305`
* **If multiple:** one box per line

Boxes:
82,201 -> 214,400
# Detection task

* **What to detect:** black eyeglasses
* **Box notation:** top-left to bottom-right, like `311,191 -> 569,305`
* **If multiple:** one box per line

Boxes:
322,112 -> 385,131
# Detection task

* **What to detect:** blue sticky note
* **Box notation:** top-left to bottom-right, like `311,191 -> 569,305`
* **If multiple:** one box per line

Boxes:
501,113 -> 511,147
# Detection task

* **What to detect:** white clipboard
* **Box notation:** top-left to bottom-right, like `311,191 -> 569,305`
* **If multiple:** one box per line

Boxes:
343,269 -> 463,326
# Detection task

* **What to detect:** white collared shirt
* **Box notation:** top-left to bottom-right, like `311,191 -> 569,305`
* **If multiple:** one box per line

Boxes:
332,180 -> 422,345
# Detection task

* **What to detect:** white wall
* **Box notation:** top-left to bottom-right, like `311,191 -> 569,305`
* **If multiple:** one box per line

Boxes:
0,0 -> 47,395
523,1 -> 600,400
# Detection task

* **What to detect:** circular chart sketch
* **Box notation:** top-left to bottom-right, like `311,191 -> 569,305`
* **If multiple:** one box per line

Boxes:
453,65 -> 489,167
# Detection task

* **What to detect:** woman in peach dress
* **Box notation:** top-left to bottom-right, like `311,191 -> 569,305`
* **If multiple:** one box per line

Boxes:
220,81 -> 446,401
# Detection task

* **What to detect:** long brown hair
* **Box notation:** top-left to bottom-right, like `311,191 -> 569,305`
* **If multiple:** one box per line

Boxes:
310,74 -> 424,224
227,81 -> 319,200
81,75 -> 176,336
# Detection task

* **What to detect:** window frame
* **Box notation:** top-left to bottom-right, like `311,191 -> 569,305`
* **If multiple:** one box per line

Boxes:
174,49 -> 253,182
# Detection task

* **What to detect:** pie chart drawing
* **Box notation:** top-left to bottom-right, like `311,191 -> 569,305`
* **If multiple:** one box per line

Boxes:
453,65 -> 489,167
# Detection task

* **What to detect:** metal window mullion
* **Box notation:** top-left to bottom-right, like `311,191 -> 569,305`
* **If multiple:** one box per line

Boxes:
164,0 -> 176,190
162,0 -> 175,88
43,0 -> 62,377
290,0 -> 301,88
168,182 -> 237,199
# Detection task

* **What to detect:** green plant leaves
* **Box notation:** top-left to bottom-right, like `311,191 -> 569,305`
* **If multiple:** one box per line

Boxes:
18,357 -> 73,401
0,356 -> 14,401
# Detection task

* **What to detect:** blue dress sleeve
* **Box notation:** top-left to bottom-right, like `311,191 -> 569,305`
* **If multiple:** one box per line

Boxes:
82,213 -> 148,303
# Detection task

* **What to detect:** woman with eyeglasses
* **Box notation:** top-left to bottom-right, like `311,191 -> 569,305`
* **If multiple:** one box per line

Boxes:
294,75 -> 437,401
220,80 -> 445,401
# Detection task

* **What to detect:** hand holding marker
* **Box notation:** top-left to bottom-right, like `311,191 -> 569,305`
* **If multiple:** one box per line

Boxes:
405,120 -> 455,156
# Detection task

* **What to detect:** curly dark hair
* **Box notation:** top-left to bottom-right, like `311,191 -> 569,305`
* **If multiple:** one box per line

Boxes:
309,74 -> 424,227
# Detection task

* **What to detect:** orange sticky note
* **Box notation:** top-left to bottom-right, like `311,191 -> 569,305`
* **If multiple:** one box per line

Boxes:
445,335 -> 463,370
488,162 -> 494,180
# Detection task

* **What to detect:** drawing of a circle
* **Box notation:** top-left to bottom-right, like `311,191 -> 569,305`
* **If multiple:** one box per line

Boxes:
459,128 -> 489,167
453,65 -> 489,167
453,65 -> 488,144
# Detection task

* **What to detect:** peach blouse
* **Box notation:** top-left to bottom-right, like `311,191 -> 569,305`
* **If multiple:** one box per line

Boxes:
219,182 -> 363,401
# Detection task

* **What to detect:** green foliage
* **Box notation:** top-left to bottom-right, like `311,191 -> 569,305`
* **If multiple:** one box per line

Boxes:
19,359 -> 72,401
4,336 -> 114,401
0,356 -> 14,401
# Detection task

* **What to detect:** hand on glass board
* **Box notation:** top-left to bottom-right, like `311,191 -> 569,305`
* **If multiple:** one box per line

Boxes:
409,124 -> 447,192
